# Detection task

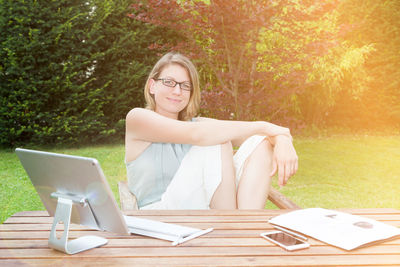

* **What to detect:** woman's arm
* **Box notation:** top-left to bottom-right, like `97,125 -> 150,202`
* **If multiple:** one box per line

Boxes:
126,108 -> 291,146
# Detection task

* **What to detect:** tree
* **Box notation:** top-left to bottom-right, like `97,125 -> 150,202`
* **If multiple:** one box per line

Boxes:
129,0 -> 374,129
130,0 -> 279,120
0,0 -> 169,147
259,1 -> 375,126
326,0 -> 400,129
0,0 -> 108,146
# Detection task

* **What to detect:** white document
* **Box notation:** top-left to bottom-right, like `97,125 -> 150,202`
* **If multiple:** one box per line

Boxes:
269,208 -> 400,250
123,215 -> 212,245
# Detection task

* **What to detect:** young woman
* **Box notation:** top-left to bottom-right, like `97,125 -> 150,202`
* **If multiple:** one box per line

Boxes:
125,52 -> 298,210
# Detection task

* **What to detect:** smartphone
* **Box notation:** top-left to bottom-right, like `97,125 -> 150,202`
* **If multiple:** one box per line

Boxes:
260,231 -> 310,251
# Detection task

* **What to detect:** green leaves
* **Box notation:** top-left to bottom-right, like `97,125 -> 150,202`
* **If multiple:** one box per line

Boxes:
0,0 -> 163,147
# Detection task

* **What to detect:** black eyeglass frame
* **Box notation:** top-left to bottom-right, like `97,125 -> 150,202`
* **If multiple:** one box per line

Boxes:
154,78 -> 192,92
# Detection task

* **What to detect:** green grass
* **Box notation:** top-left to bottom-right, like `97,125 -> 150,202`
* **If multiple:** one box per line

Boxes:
266,135 -> 400,209
1,136 -> 400,223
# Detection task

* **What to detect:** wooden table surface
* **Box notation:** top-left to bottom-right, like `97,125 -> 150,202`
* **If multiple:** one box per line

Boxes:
1,209 -> 400,266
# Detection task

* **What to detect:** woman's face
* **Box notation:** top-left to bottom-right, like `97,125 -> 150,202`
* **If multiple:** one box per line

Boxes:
150,63 -> 191,119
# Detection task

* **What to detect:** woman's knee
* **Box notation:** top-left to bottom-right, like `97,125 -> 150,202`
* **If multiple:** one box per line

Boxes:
253,138 -> 273,159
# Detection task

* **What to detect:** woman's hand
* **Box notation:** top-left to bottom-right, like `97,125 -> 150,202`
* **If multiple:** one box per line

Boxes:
270,135 -> 298,187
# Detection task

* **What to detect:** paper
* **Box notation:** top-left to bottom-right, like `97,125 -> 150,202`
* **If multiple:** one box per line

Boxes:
269,208 -> 400,250
123,215 -> 211,244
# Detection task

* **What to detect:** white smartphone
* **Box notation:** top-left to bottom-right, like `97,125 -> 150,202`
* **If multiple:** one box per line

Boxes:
260,231 -> 310,251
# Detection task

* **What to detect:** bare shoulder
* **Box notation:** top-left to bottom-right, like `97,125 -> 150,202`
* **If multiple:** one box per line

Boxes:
126,107 -> 148,122
125,107 -> 162,133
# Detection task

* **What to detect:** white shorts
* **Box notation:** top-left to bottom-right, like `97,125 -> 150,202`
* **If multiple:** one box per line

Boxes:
141,135 -> 267,210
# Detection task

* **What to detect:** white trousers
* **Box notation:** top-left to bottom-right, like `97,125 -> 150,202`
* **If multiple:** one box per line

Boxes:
141,135 -> 267,210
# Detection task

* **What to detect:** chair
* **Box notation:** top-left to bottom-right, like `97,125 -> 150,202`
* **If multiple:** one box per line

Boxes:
118,181 -> 299,210
118,181 -> 139,210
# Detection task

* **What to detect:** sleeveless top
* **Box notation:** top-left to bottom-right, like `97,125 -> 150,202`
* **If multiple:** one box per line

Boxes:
126,142 -> 192,208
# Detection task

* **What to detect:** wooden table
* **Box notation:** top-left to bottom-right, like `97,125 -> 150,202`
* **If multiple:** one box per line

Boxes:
1,209 -> 400,266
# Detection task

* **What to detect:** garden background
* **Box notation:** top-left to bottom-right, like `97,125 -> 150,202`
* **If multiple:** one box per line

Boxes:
1,0 -> 399,223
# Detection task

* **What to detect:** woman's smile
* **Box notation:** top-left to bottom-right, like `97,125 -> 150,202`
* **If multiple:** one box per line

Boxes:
166,97 -> 183,103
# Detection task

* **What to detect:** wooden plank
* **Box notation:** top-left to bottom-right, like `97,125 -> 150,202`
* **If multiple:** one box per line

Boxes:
4,212 -> 400,228
139,213 -> 400,223
123,208 -> 400,216
0,238 -> 284,249
5,213 -> 400,225
8,208 -> 400,219
3,215 -> 274,224
7,211 -> 49,217
2,244 -> 400,259
0,231 -> 126,240
0,229 -> 282,239
0,236 -> 328,249
2,236 -> 400,249
1,255 -> 400,266
124,209 -> 290,216
8,210 -> 282,217
3,229 -> 399,251
4,221 -> 400,232
0,222 -> 285,231
0,224 -> 99,231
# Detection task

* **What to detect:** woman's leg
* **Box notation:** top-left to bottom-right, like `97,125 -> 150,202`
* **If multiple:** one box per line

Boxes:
142,145 -> 223,210
237,138 -> 273,209
210,142 -> 237,209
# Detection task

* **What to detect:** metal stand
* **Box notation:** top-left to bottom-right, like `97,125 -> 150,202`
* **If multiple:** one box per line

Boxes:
48,194 -> 108,254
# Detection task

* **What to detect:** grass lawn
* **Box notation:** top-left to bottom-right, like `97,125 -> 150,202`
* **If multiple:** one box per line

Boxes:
1,135 -> 400,223
266,135 -> 400,210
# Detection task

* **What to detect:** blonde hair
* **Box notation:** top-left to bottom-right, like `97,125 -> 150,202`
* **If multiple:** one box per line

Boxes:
144,52 -> 201,121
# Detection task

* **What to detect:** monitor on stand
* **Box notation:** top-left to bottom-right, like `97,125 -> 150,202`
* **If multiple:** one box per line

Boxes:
15,148 -> 131,254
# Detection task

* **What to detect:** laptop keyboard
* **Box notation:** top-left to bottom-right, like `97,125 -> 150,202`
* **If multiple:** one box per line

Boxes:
123,215 -> 199,237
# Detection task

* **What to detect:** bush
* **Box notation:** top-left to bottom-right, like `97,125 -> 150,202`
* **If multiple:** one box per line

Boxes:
0,0 -> 106,146
0,0 -> 167,147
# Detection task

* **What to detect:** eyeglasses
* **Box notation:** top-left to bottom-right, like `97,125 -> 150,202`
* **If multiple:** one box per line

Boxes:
155,78 -> 192,92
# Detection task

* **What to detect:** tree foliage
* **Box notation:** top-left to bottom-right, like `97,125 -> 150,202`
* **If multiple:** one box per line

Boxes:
131,0 -> 286,120
327,0 -> 400,129
0,0 -> 105,146
129,0 -> 383,130
0,0 -> 165,147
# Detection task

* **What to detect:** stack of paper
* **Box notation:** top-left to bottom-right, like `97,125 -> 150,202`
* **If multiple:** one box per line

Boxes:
269,208 -> 400,250
123,215 -> 212,245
